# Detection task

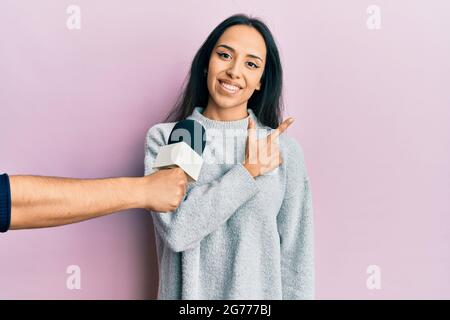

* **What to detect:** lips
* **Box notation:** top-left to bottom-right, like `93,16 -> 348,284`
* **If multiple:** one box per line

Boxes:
218,80 -> 242,94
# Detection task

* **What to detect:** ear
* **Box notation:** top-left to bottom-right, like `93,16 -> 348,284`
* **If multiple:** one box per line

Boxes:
256,82 -> 261,91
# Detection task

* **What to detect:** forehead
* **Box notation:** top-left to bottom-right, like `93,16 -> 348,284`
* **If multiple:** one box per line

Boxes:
216,25 -> 267,58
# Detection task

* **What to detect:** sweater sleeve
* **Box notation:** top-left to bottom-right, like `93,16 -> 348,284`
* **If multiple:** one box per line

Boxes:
277,136 -> 315,299
144,124 -> 260,253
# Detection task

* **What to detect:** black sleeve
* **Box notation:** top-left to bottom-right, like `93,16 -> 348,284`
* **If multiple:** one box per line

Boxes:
0,173 -> 12,233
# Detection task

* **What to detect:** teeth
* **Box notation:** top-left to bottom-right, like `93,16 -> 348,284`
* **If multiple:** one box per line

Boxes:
220,81 -> 240,92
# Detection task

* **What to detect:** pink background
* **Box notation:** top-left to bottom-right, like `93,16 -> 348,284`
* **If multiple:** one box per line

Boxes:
1,0 -> 449,299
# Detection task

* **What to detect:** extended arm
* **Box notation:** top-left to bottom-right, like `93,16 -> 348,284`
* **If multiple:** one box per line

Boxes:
0,167 -> 187,231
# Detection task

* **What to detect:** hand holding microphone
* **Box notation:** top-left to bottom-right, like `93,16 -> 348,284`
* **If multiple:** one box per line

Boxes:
0,120 -> 206,231
243,117 -> 294,178
151,119 -> 206,205
142,167 -> 188,212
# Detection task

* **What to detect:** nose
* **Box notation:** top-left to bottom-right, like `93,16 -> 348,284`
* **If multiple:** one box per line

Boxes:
226,61 -> 242,79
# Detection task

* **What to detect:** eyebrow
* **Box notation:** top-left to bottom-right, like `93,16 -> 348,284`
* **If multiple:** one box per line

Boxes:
216,44 -> 263,62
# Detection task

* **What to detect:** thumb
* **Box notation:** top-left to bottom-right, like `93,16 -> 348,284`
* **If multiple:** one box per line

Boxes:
246,119 -> 257,161
247,119 -> 256,142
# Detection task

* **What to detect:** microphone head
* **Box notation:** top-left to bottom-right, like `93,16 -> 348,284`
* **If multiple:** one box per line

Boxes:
168,119 -> 206,156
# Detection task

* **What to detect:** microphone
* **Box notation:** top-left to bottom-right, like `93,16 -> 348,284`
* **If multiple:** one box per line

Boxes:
152,119 -> 206,182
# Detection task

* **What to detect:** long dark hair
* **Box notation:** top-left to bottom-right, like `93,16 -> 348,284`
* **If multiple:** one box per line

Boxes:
164,14 -> 284,129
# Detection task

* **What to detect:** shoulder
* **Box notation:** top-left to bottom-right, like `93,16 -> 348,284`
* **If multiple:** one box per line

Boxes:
280,134 -> 305,160
145,122 -> 177,147
279,133 -> 308,179
259,124 -> 306,168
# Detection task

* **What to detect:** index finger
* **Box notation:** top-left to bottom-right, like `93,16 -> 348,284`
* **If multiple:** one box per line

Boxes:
268,117 -> 294,144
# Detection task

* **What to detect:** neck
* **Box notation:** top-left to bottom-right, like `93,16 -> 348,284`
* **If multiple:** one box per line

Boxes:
203,98 -> 248,121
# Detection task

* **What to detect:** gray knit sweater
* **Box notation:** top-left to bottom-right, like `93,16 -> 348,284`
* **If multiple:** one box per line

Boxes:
144,107 -> 314,300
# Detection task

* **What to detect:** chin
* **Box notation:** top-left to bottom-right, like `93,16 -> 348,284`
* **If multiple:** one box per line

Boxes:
216,101 -> 236,109
213,96 -> 244,109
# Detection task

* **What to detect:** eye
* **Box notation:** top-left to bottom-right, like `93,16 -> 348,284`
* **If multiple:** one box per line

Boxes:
217,52 -> 231,59
247,61 -> 259,69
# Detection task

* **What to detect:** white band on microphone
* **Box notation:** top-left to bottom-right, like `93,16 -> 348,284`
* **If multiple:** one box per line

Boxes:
152,141 -> 204,181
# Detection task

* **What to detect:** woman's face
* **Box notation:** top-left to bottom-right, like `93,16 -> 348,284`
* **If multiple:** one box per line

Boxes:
206,25 -> 267,110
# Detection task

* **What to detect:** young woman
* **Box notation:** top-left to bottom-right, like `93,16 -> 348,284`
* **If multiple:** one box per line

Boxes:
144,14 -> 314,300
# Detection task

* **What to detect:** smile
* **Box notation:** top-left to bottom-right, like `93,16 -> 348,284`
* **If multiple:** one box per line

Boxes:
218,80 -> 241,94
